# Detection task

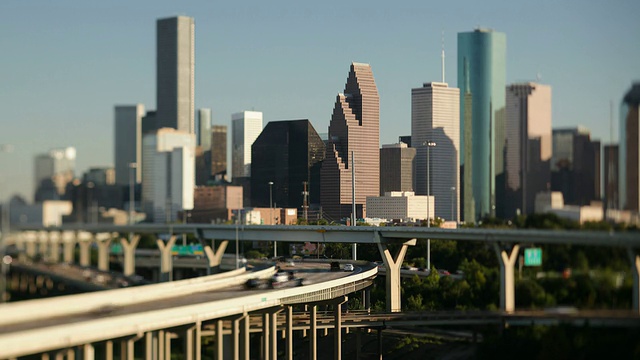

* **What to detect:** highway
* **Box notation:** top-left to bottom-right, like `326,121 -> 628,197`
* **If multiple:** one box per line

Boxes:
0,262 -> 377,358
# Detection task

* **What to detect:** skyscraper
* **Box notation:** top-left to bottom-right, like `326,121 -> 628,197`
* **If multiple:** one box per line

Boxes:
211,125 -> 227,179
156,16 -> 195,134
620,82 -> 640,211
197,108 -> 212,150
551,127 -> 601,206
458,29 -> 506,221
141,128 -> 195,223
321,63 -> 380,220
34,147 -> 76,201
380,143 -> 416,196
504,83 -> 552,217
114,104 -> 145,186
251,120 -> 325,209
231,111 -> 263,179
604,144 -> 619,211
411,82 -> 460,222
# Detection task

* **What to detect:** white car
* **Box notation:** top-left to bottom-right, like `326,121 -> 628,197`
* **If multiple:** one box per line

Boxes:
344,264 -> 355,271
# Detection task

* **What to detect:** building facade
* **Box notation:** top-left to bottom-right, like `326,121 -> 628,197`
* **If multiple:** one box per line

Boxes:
231,111 -> 263,179
551,127 -> 601,206
156,16 -> 195,134
504,83 -> 552,217
197,108 -> 212,150
604,144 -> 619,211
141,128 -> 195,223
251,120 -> 325,210
411,82 -> 460,222
366,192 -> 432,222
620,82 -> 640,212
458,29 -> 507,221
34,147 -> 76,201
380,143 -> 415,195
211,125 -> 227,179
321,63 -> 380,221
114,104 -> 145,185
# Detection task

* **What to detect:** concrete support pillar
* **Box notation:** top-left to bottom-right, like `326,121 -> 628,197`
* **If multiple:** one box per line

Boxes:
25,232 -> 37,260
202,240 -> 229,273
232,316 -> 243,360
242,314 -> 251,360
215,320 -> 224,360
262,313 -> 270,360
493,243 -> 520,313
156,236 -> 177,282
62,231 -> 76,263
309,304 -> 317,360
145,330 -> 166,360
77,232 -> 93,267
333,296 -> 347,360
120,235 -> 140,277
48,232 -> 61,263
120,336 -> 139,360
270,311 -> 280,360
82,344 -> 94,360
96,233 -> 112,271
377,236 -> 417,312
285,306 -> 294,360
37,231 -> 49,260
184,321 -> 201,360
104,340 -> 113,360
377,328 -> 383,360
628,248 -> 640,313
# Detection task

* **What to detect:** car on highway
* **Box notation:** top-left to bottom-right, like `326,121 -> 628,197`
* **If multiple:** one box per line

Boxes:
343,264 -> 354,272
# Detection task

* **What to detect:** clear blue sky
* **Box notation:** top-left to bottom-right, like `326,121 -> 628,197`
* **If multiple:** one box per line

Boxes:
1,0 -> 639,202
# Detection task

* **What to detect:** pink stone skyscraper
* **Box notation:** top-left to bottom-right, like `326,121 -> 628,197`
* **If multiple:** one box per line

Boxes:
321,63 -> 380,221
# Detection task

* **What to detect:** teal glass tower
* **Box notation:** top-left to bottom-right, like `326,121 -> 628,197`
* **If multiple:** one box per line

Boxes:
458,29 -> 506,222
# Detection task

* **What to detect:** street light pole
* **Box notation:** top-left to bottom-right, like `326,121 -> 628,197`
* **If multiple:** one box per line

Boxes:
423,141 -> 436,271
451,186 -> 456,222
269,181 -> 276,258
128,163 -> 137,243
1,144 -> 14,303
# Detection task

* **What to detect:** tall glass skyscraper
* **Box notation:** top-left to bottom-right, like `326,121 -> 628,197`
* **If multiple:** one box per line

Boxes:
620,82 -> 640,211
156,16 -> 195,134
458,29 -> 506,221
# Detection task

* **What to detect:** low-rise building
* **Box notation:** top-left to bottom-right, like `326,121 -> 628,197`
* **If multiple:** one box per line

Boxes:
366,191 -> 433,222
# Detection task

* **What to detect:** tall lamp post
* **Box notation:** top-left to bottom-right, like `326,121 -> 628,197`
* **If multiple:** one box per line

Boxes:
450,186 -> 456,223
423,141 -> 436,270
268,181 -> 276,257
128,163 -> 137,243
1,144 -> 14,303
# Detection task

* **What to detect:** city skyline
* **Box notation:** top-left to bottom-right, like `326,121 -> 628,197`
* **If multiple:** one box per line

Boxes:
1,1 -> 639,202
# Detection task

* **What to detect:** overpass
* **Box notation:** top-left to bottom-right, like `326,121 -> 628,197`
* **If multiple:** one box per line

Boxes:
0,262 -> 377,359
7,225 -> 640,314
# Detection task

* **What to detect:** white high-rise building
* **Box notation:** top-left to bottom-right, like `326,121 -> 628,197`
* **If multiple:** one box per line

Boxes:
156,16 -> 195,134
197,108 -> 212,150
34,147 -> 76,201
231,111 -> 263,179
411,82 -> 460,221
114,104 -> 145,185
142,128 -> 195,223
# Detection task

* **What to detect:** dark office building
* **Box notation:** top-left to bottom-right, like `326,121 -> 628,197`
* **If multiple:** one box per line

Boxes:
551,127 -> 601,206
211,125 -> 227,179
620,82 -> 640,212
251,120 -> 325,210
380,143 -> 416,195
604,144 -> 619,210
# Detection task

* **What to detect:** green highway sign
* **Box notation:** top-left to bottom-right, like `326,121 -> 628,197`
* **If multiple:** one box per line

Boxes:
524,248 -> 542,266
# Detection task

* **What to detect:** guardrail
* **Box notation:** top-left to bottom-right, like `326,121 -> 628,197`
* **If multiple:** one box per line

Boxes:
0,266 -> 275,327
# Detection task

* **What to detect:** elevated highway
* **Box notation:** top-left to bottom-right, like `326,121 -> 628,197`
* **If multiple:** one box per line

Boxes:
8,225 -> 640,314
0,262 -> 377,359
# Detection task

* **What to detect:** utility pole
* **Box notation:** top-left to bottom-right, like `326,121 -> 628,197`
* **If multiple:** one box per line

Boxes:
302,181 -> 309,222
351,150 -> 357,261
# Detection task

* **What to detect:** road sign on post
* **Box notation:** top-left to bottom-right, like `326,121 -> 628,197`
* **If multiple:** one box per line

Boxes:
524,248 -> 542,266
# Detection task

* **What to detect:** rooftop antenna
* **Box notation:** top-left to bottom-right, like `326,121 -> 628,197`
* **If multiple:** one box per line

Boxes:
536,70 -> 542,83
441,30 -> 445,83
